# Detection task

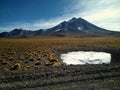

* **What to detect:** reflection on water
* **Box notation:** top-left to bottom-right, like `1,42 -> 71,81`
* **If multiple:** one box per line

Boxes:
60,51 -> 111,65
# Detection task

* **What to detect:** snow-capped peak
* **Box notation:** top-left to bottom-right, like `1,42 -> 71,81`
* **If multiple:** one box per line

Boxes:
55,29 -> 61,32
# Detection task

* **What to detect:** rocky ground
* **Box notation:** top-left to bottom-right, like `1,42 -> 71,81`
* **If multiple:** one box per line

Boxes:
0,37 -> 120,90
0,63 -> 120,90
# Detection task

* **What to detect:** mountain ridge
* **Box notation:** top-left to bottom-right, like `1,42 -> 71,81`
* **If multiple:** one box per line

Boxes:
0,17 -> 120,38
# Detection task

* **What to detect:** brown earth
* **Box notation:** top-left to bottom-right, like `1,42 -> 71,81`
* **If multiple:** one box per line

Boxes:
0,37 -> 120,90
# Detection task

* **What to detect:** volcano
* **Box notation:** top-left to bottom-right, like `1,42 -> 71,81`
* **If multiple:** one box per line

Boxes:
0,17 -> 120,37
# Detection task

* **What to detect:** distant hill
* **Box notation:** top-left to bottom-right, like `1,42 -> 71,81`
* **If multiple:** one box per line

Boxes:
0,17 -> 120,38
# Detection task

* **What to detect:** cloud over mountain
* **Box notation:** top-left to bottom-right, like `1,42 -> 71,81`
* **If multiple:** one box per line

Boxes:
0,0 -> 120,32
0,17 -> 119,38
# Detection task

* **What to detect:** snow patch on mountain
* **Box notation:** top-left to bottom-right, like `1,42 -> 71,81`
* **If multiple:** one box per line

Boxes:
85,31 -> 94,34
78,26 -> 82,30
55,29 -> 61,32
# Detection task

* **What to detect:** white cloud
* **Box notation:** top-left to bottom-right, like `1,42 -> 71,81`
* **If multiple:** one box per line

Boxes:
84,9 -> 119,21
70,0 -> 120,31
0,16 -> 72,32
0,27 -> 13,32
0,0 -> 120,32
0,23 -> 34,32
33,18 -> 65,29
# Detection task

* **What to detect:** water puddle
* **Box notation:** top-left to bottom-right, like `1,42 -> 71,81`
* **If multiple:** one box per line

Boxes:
60,51 -> 111,65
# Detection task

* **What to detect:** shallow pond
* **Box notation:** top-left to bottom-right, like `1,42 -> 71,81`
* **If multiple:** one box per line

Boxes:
60,51 -> 111,65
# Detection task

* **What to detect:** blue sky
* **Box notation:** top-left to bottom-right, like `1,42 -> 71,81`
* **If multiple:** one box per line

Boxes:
0,0 -> 120,32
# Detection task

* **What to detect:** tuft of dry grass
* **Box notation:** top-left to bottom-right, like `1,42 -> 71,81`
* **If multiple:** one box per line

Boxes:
10,63 -> 21,70
0,37 -> 120,71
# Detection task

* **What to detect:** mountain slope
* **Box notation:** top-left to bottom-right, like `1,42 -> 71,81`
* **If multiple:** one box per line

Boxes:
0,29 -> 44,38
47,17 -> 120,37
0,17 -> 120,37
